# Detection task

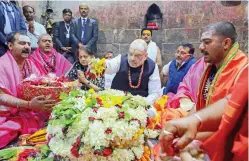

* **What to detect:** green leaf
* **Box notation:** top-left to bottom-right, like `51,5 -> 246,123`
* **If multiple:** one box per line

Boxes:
59,92 -> 68,100
41,158 -> 54,161
40,145 -> 50,156
28,157 -> 35,161
69,89 -> 80,97
125,113 -> 131,120
0,148 -> 17,160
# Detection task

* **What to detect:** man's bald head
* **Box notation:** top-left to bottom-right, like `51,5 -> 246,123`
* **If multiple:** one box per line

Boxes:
38,34 -> 53,53
129,39 -> 148,53
128,39 -> 148,68
79,3 -> 89,18
38,33 -> 52,43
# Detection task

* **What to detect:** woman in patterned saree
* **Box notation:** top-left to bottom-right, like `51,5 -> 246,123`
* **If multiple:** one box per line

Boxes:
66,47 -> 104,91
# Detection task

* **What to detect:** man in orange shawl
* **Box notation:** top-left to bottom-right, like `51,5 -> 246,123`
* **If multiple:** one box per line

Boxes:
159,65 -> 248,161
0,32 -> 55,148
195,21 -> 248,111
154,21 -> 248,160
29,34 -> 72,77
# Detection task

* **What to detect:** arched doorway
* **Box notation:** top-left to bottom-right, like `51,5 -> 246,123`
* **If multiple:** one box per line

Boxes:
144,3 -> 163,30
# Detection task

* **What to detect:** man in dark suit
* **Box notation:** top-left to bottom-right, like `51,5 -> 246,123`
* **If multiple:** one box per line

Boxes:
0,1 -> 27,57
53,8 -> 74,63
71,3 -> 98,54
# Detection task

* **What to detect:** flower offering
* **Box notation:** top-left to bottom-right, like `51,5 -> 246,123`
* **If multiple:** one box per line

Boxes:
17,74 -> 74,102
85,58 -> 106,80
47,88 -> 159,161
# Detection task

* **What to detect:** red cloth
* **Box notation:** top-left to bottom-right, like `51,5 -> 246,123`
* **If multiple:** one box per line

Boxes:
29,48 -> 72,77
147,22 -> 157,26
0,51 -> 49,148
147,26 -> 158,30
202,65 -> 248,161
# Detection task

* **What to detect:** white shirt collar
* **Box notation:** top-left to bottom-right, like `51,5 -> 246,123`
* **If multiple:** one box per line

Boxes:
81,17 -> 88,21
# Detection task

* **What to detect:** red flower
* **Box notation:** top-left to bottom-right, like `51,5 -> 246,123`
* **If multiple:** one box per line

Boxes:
89,117 -> 95,121
105,128 -> 112,134
155,124 -> 162,130
17,149 -> 37,161
70,136 -> 81,158
116,104 -> 122,108
89,73 -> 96,80
118,112 -> 125,119
130,118 -> 141,126
94,147 -> 112,157
102,148 -> 112,157
96,97 -> 103,106
62,127 -> 67,133
94,149 -> 102,155
146,117 -> 150,127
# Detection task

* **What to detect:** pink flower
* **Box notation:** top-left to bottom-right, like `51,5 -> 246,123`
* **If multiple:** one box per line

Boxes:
118,112 -> 125,119
89,117 -> 95,121
93,107 -> 98,113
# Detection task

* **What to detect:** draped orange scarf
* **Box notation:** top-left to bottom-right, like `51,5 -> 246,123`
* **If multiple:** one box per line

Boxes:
196,42 -> 248,110
202,65 -> 248,161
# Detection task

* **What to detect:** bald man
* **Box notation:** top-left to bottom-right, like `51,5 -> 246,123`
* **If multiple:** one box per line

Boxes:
71,3 -> 98,54
29,34 -> 72,76
105,39 -> 161,104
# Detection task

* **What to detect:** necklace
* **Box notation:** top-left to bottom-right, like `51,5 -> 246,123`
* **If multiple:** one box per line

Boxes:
40,52 -> 56,73
128,64 -> 144,89
203,66 -> 217,100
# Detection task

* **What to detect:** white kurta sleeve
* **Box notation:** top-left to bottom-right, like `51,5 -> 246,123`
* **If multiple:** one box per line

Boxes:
162,61 -> 172,76
105,54 -> 121,75
146,64 -> 161,105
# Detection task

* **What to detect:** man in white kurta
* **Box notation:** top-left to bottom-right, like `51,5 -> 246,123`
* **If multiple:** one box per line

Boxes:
141,29 -> 162,69
105,39 -> 161,105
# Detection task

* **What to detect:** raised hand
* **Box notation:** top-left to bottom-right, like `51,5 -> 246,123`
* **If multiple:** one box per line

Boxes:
159,115 -> 201,156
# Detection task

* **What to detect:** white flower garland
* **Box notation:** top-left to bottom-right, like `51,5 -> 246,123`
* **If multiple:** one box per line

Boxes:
47,89 -> 156,160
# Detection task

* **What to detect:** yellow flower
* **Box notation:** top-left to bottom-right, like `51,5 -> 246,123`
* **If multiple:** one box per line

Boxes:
111,96 -> 123,105
88,88 -> 95,94
138,128 -> 144,134
103,101 -> 111,108
154,95 -> 168,111
85,97 -> 92,105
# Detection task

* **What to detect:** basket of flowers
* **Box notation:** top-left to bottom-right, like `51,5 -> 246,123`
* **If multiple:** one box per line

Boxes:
46,88 -> 159,161
17,74 -> 76,102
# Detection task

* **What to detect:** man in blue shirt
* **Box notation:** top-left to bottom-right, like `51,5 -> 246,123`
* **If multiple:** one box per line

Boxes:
162,43 -> 197,95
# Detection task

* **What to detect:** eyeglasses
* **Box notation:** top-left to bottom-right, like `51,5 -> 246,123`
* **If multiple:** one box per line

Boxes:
175,50 -> 191,56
